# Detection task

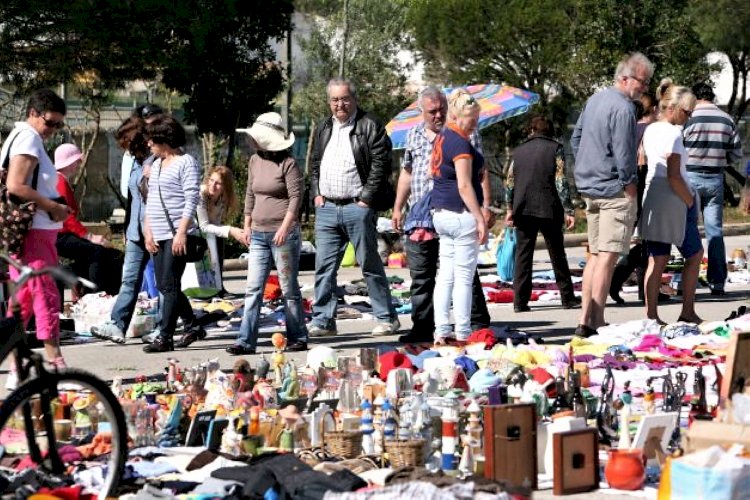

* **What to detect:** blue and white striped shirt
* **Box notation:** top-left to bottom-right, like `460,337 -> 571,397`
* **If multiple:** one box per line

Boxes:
683,102 -> 743,171
145,154 -> 201,241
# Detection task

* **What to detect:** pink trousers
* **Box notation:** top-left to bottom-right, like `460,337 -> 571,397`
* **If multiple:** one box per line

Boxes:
7,229 -> 60,341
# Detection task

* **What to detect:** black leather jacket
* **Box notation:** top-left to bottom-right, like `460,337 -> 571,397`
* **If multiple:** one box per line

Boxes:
310,108 -> 393,210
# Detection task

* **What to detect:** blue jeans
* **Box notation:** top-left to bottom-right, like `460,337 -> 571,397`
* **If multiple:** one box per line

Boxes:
111,239 -> 151,332
312,202 -> 396,330
236,226 -> 308,349
688,172 -> 726,290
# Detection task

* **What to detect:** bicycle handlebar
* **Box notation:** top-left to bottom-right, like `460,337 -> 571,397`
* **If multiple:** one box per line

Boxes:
0,253 -> 97,292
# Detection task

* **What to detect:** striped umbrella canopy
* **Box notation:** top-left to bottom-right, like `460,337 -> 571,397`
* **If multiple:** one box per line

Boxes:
386,84 -> 540,150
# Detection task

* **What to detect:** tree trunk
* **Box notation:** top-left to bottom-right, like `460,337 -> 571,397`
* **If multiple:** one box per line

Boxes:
736,52 -> 750,123
72,108 -> 101,213
728,54 -> 740,117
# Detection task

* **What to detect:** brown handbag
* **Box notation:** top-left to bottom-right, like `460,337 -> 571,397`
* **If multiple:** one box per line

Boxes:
0,132 -> 39,255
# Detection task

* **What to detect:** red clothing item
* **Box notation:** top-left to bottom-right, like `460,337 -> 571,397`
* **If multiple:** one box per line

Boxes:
56,173 -> 88,238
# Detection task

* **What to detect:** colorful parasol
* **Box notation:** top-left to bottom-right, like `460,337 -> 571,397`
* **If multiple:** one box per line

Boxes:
385,84 -> 540,150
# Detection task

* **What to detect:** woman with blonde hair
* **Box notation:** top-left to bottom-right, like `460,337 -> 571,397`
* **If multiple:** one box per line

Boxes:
430,89 -> 487,345
640,79 -> 702,325
197,165 -> 244,291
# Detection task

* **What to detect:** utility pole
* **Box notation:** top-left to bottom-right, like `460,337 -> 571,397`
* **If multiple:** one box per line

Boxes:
338,0 -> 349,78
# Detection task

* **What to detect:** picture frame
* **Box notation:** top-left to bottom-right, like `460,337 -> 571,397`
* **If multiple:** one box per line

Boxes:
184,409 -> 217,447
552,428 -> 599,495
205,417 -> 229,450
720,331 -> 750,403
631,412 -> 678,467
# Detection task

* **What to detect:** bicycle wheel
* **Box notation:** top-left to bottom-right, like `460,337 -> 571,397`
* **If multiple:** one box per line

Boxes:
0,368 -> 128,499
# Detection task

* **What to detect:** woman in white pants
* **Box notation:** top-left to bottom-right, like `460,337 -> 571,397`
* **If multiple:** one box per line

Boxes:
430,90 -> 488,344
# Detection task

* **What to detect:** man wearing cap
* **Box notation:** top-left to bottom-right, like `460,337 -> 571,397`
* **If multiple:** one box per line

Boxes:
683,82 -> 743,296
54,143 -> 123,298
391,86 -> 493,344
309,78 -> 399,337
571,52 -> 654,338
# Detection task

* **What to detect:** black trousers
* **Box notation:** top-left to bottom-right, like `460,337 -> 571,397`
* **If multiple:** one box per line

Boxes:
513,215 -> 576,307
153,239 -> 196,338
56,233 -> 123,296
405,237 -> 490,338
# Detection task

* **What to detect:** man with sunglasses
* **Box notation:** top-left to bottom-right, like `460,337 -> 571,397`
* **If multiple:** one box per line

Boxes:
1,88 -> 72,376
571,52 -> 654,338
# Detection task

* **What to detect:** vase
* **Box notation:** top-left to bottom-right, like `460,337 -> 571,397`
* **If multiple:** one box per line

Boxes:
604,448 -> 646,490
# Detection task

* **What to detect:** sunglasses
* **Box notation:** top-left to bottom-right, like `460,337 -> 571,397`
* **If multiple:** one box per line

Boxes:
140,104 -> 163,119
33,110 -> 64,129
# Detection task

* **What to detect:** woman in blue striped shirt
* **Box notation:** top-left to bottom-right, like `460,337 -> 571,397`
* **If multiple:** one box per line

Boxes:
142,116 -> 203,353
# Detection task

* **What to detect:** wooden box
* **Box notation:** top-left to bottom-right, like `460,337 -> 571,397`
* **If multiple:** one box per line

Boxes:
483,403 -> 537,490
720,331 -> 750,403
552,428 -> 599,495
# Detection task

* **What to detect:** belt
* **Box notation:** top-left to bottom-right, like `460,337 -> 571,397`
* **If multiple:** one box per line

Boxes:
686,166 -> 724,174
327,197 -> 358,205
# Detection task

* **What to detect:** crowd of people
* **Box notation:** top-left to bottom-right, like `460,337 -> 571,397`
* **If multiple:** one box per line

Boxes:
1,50 -> 744,367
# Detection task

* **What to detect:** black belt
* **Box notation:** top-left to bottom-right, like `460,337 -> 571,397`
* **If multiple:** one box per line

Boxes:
686,167 -> 724,174
327,197 -> 358,205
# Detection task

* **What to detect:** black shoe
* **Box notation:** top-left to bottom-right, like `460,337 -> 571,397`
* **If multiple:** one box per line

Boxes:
711,289 -> 726,296
562,297 -> 582,309
514,304 -> 531,313
658,292 -> 672,303
143,336 -> 173,353
176,326 -> 207,348
286,341 -> 308,352
398,332 -> 434,344
574,324 -> 598,338
610,291 -> 625,305
226,344 -> 256,356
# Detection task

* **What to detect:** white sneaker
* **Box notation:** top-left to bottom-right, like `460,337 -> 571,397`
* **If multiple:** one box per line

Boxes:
372,319 -> 401,336
5,371 -> 18,391
308,325 -> 337,337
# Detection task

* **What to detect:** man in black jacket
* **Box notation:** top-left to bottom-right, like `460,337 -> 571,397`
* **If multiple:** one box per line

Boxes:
308,78 -> 399,337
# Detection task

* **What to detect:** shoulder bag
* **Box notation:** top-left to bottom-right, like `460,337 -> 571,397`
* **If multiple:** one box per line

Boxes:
0,132 -> 40,255
157,163 -> 207,262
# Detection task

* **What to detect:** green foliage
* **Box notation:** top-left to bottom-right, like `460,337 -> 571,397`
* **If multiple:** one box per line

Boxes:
566,0 -> 711,97
162,0 -> 293,138
0,0 -> 293,156
292,0 -> 413,125
690,0 -> 750,120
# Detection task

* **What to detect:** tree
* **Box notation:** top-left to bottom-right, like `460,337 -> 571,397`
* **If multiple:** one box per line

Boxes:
292,0 -> 413,126
691,0 -> 750,121
566,0 -> 712,99
161,0 -> 294,167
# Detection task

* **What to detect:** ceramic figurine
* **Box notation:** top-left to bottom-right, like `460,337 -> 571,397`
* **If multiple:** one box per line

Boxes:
231,359 -> 254,395
278,405 -> 300,452
382,399 -> 397,441
466,399 -> 483,458
643,385 -> 656,415
457,433 -> 476,476
221,416 -> 243,455
441,394 -> 460,472
256,354 -> 270,380
398,397 -> 413,440
360,399 -> 375,454
111,376 -> 123,399
618,382 -> 632,449
279,362 -> 300,402
166,358 -> 181,391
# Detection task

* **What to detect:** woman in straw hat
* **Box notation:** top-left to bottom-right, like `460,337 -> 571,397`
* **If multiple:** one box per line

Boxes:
227,112 -> 308,355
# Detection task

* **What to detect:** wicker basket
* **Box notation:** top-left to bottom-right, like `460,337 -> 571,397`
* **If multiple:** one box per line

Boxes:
324,430 -> 363,459
385,439 -> 426,467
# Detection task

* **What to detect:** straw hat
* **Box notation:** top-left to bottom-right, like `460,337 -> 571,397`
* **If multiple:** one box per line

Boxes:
238,112 -> 295,151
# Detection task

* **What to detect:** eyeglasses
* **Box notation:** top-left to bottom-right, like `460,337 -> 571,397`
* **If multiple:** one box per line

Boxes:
329,96 -> 353,104
629,75 -> 651,86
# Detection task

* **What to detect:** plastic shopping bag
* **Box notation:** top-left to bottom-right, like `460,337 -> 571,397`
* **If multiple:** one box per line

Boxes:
665,446 -> 750,500
496,227 -> 516,282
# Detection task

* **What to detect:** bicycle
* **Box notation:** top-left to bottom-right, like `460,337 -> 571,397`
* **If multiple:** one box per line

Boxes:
0,253 -> 127,499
